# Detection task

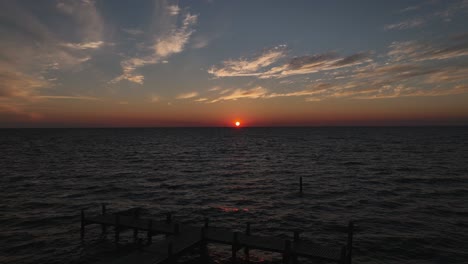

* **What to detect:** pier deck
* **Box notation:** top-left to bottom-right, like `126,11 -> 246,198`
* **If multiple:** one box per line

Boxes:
81,206 -> 353,264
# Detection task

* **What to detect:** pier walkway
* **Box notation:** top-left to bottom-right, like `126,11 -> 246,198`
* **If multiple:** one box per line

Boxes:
81,205 -> 353,264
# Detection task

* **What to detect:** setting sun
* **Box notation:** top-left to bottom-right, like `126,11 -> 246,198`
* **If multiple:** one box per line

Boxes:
235,121 -> 240,127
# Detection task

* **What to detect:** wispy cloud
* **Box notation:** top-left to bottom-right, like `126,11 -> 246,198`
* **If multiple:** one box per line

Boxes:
61,41 -> 105,50
177,92 -> 199,99
208,87 -> 268,102
167,5 -> 181,16
388,36 -> 468,62
0,71 -> 49,98
384,18 -> 425,30
122,28 -> 145,35
208,49 -> 372,79
388,0 -> 468,30
204,33 -> 468,103
264,52 -> 372,78
56,0 -> 104,42
150,95 -> 160,102
112,7 -> 198,84
208,46 -> 287,77
35,95 -> 99,100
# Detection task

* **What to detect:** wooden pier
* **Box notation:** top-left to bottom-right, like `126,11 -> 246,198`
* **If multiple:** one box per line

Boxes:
81,205 -> 354,264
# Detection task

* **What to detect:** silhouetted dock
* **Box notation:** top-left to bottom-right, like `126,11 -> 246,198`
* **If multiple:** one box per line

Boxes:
81,205 -> 354,264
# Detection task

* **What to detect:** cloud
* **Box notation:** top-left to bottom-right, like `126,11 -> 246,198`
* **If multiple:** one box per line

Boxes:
35,95 -> 99,100
112,10 -> 198,84
208,48 -> 372,79
122,28 -> 145,35
208,46 -> 287,77
0,70 -> 49,98
266,52 -> 372,78
61,41 -> 105,50
425,67 -> 468,84
209,87 -> 268,102
384,18 -> 425,30
399,6 -> 420,13
177,92 -> 199,99
56,0 -> 104,42
167,5 -> 180,16
150,95 -> 160,102
388,37 -> 468,62
154,14 -> 198,57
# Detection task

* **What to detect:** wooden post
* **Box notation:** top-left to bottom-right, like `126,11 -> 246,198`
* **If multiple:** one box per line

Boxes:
340,245 -> 347,264
232,232 -> 238,263
174,223 -> 180,235
165,213 -> 172,238
101,204 -> 107,234
134,208 -> 140,219
204,217 -> 209,228
115,214 -> 120,243
133,228 -> 139,243
293,231 -> 300,264
166,212 -> 172,223
80,209 -> 85,239
283,240 -> 291,264
347,221 -> 354,264
200,227 -> 208,260
299,176 -> 303,196
244,222 -> 250,260
168,242 -> 174,263
293,230 -> 300,242
147,219 -> 153,245
132,207 -> 139,242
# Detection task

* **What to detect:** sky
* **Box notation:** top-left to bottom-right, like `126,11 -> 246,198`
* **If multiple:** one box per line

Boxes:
1,0 -> 468,127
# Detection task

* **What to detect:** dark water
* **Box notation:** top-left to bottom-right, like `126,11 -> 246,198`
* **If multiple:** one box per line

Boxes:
1,127 -> 467,264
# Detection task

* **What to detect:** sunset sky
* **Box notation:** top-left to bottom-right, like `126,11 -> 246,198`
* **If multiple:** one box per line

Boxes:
1,0 -> 468,127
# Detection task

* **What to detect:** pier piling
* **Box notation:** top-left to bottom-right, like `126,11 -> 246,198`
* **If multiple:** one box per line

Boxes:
147,219 -> 153,244
80,205 -> 352,264
80,209 -> 85,239
101,204 -> 107,234
299,176 -> 303,196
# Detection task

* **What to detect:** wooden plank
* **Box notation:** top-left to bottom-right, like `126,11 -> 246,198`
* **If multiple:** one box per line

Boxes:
145,230 -> 201,254
109,230 -> 202,264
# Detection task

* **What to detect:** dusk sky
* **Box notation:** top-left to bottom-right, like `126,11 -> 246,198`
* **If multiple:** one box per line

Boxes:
1,0 -> 468,127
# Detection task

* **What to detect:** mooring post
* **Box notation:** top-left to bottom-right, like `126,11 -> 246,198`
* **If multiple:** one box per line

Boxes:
147,219 -> 153,245
132,208 -> 139,242
347,221 -> 354,264
293,231 -> 300,264
232,232 -> 238,263
114,214 -> 120,243
168,242 -> 174,263
101,204 -> 107,234
166,212 -> 172,223
204,217 -> 209,228
244,222 -> 251,259
299,176 -> 303,196
294,230 -> 300,242
283,239 -> 291,264
133,227 -> 139,243
340,245 -> 347,264
80,209 -> 85,239
200,227 -> 208,260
